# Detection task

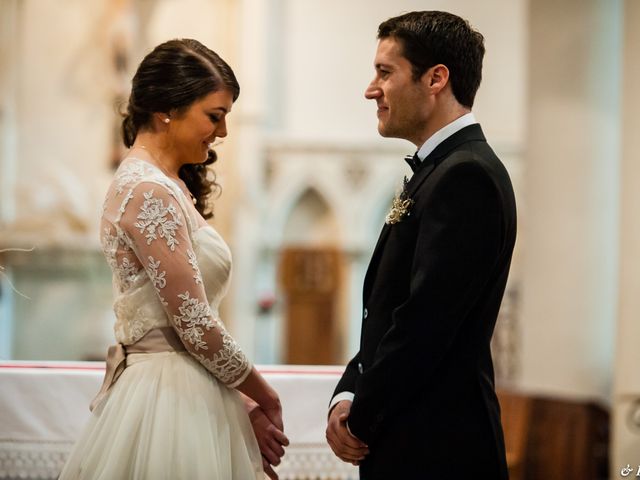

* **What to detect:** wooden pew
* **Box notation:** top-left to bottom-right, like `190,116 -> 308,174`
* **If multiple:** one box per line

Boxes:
497,390 -> 609,480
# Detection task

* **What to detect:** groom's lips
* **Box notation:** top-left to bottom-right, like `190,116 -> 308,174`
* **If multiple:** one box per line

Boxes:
377,106 -> 389,116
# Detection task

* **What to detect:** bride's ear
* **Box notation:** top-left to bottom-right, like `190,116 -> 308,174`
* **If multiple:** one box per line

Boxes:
151,112 -> 172,129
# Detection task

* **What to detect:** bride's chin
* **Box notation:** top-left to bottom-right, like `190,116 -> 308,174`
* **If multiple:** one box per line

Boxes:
190,149 -> 208,164
201,145 -> 211,162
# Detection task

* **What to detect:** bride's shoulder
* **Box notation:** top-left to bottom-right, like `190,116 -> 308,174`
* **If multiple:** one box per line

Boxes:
103,158 -> 189,223
111,157 -> 177,195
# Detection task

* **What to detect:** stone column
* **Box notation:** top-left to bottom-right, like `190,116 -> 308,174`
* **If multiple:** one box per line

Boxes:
228,0 -> 272,358
613,0 -> 640,474
0,0 -> 20,360
519,0 -> 622,400
0,0 -> 19,226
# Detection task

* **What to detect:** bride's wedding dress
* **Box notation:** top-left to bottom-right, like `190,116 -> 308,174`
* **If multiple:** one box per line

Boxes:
59,158 -> 263,479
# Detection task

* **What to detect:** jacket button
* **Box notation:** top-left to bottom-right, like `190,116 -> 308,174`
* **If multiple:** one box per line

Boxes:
363,308 -> 368,319
358,362 -> 363,374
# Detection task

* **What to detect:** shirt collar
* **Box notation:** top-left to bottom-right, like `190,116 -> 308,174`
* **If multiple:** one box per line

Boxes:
416,112 -> 477,162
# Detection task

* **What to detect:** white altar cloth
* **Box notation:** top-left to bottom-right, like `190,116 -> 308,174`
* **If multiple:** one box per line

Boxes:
0,362 -> 358,479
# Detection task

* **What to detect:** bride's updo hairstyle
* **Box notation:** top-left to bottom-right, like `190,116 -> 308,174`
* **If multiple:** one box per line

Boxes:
121,39 -> 240,219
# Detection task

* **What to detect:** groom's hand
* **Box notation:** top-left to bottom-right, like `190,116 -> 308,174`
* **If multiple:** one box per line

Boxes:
326,400 -> 369,465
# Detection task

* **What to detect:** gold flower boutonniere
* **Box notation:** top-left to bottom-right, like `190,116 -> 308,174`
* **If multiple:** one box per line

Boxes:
385,176 -> 414,225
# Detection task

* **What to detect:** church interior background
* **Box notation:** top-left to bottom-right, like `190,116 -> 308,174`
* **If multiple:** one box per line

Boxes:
0,0 -> 639,478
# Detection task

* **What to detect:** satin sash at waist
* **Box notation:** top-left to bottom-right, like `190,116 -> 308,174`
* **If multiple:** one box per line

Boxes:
89,327 -> 186,412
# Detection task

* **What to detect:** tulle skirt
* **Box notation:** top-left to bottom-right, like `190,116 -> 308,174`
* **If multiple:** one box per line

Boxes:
59,351 -> 264,479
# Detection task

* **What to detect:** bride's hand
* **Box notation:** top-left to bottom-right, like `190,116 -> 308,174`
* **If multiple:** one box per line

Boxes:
249,404 -> 289,465
241,393 -> 289,475
261,400 -> 284,432
236,367 -> 282,429
263,457 -> 279,480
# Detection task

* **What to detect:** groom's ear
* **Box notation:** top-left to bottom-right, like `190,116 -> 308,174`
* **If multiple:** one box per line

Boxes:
423,64 -> 449,95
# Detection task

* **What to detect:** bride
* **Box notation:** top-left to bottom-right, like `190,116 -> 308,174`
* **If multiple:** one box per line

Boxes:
59,39 -> 287,479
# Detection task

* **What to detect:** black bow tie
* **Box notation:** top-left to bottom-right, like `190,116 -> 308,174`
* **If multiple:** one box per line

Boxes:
404,153 -> 421,173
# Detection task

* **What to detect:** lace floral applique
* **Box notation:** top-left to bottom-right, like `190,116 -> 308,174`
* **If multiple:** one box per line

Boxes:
129,317 -> 146,341
134,190 -> 182,250
102,228 -> 140,290
115,162 -> 147,194
195,318 -> 249,385
187,250 -> 203,285
173,291 -> 215,350
147,256 -> 168,305
119,190 -> 134,214
102,228 -> 119,271
147,256 -> 167,289
118,256 -> 140,289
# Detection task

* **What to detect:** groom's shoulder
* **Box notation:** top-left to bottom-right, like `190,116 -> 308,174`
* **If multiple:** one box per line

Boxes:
424,146 -> 511,202
434,146 -> 495,178
437,134 -> 507,178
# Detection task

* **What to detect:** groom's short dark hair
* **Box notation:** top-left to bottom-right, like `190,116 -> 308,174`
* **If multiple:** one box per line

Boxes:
378,11 -> 485,108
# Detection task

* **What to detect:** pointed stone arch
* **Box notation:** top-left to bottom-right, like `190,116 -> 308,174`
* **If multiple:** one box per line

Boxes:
278,186 -> 345,364
282,187 -> 341,247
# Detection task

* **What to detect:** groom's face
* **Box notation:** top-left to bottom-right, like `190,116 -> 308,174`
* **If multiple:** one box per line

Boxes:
365,37 -> 431,145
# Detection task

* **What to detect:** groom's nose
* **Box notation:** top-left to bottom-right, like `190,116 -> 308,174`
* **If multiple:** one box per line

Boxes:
365,80 -> 382,100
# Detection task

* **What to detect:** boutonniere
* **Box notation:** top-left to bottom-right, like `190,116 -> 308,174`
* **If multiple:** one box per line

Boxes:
385,176 -> 414,225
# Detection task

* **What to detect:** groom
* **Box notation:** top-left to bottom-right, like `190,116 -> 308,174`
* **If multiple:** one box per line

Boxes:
326,11 -> 516,479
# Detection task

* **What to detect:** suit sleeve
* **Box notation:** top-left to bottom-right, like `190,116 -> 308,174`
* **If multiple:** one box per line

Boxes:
330,350 -> 362,405
347,161 -> 504,444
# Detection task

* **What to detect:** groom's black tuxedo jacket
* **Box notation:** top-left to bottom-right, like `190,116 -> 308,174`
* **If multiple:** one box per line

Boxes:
334,124 -> 515,479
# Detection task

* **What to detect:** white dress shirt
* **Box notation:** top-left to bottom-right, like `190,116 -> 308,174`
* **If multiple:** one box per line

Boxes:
416,112 -> 477,162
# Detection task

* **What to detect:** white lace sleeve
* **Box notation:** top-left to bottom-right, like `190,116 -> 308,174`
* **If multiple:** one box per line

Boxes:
118,181 -> 251,387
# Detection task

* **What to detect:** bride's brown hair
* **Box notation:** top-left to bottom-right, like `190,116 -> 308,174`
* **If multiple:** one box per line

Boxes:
121,39 -> 240,219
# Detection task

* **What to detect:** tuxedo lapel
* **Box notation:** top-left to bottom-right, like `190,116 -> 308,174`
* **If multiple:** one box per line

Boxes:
429,123 -> 486,161
363,223 -> 391,300
363,159 -> 438,300
407,124 -> 486,197
405,162 -> 436,198
362,124 -> 487,302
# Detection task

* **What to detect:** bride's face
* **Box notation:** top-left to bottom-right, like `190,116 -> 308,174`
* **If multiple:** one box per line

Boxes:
167,89 -> 234,164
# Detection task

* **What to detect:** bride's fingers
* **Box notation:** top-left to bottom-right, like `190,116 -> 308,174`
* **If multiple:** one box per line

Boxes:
267,438 -> 285,459
263,407 -> 284,431
263,458 -> 279,480
260,447 -> 280,465
272,428 -> 289,446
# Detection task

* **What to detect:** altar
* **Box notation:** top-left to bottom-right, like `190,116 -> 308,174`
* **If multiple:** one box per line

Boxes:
0,362 -> 358,480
